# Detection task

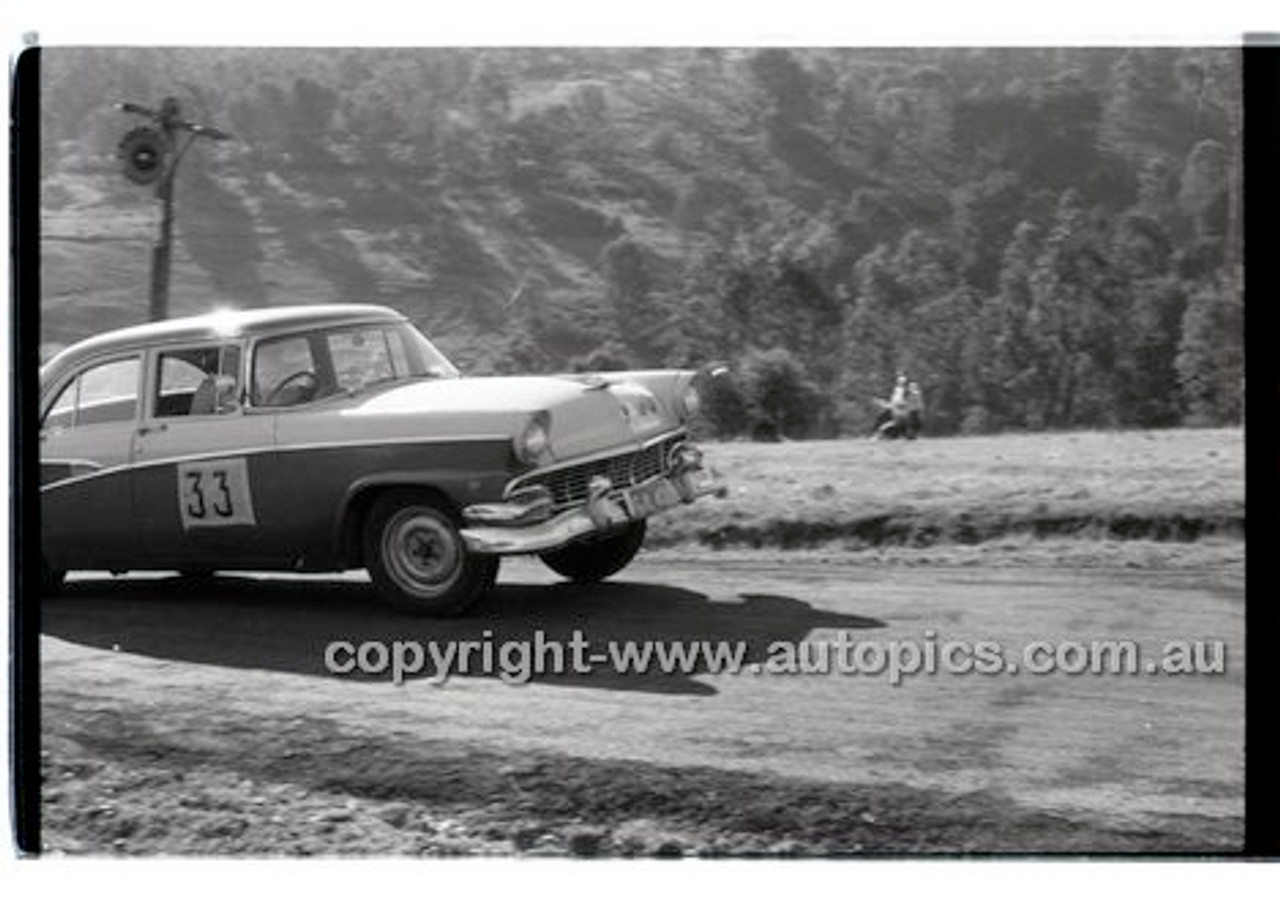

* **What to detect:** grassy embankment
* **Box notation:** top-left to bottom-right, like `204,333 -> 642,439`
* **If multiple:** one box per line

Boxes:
647,428 -> 1243,564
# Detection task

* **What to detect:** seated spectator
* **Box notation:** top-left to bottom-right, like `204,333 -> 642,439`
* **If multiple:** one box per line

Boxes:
873,375 -> 909,439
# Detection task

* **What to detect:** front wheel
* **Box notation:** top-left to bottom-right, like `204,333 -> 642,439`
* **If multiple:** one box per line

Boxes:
540,520 -> 647,583
364,491 -> 498,617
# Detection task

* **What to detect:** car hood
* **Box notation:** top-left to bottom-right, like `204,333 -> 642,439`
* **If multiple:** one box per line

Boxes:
274,374 -> 685,461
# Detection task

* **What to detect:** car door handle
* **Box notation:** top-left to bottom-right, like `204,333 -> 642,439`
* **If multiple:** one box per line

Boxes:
137,423 -> 167,436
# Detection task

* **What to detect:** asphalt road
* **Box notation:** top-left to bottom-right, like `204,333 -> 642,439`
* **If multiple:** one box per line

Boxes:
41,553 -> 1244,849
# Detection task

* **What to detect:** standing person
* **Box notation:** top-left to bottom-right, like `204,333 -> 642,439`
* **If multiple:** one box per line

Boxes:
905,381 -> 924,439
873,374 -> 909,439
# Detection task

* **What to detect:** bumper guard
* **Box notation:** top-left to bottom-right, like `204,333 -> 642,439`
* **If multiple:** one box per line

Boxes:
460,443 -> 723,555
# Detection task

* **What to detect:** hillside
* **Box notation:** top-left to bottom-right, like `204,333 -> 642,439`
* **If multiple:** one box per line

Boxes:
38,47 -> 1243,433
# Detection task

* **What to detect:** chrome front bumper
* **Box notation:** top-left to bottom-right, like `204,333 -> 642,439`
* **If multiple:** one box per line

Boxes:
460,449 -> 723,556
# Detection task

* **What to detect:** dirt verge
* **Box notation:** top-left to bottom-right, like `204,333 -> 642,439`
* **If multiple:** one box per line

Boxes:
44,701 -> 1240,856
649,507 -> 1244,551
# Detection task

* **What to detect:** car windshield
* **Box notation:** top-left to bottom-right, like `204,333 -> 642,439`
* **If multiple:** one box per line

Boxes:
251,321 -> 459,408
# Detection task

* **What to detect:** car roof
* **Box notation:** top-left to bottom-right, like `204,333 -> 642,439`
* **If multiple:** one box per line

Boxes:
44,304 -> 406,375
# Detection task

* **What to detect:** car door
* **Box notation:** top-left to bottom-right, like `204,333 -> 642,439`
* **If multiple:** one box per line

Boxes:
40,354 -> 144,567
130,342 -> 278,566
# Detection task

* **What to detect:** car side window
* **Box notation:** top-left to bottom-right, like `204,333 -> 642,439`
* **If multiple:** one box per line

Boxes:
330,328 -> 399,392
155,346 -> 242,417
252,336 -> 317,407
43,357 -> 141,430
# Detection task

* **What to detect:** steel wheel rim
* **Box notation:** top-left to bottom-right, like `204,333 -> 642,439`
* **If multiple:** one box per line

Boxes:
382,509 -> 463,597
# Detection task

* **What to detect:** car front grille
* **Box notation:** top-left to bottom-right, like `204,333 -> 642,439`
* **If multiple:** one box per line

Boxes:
511,434 -> 684,509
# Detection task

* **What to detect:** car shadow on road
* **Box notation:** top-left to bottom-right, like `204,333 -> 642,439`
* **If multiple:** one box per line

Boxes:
42,573 -> 885,696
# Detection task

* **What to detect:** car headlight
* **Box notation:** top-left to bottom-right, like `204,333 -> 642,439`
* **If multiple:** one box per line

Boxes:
514,413 -> 552,465
679,382 -> 701,420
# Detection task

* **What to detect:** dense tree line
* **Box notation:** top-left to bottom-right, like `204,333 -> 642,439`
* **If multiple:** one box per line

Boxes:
554,49 -> 1243,436
42,47 -> 1243,435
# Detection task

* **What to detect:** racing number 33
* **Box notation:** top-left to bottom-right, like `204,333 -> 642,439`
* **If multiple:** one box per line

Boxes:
177,458 -> 257,529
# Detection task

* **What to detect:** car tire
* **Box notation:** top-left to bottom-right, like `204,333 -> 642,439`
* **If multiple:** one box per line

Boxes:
540,520 -> 647,583
364,490 -> 497,617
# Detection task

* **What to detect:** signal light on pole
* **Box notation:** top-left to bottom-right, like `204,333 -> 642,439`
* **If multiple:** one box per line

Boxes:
114,97 -> 233,322
117,126 -> 167,185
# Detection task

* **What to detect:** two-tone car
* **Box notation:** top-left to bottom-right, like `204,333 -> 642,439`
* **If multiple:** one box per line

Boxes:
39,304 -> 722,615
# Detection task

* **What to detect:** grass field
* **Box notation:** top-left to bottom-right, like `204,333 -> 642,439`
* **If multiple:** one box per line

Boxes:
648,428 -> 1244,562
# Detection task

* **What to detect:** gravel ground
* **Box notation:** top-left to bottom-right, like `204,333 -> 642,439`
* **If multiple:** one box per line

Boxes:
42,703 -> 1238,856
40,551 -> 1243,857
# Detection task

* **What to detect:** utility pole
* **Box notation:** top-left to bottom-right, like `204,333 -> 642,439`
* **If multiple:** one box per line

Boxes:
116,97 -> 232,322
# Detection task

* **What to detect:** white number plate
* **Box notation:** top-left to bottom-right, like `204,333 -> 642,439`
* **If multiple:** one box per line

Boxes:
177,458 -> 257,529
623,478 -> 682,520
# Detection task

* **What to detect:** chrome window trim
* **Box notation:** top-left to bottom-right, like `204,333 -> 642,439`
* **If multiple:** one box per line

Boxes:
244,319 -> 454,412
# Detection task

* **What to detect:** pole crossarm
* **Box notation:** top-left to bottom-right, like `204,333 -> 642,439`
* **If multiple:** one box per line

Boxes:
115,100 -> 235,142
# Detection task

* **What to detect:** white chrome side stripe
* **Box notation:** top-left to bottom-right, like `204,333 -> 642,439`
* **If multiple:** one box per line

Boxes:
39,434 -> 510,492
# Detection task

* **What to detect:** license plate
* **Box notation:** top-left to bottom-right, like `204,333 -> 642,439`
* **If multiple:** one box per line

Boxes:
623,478 -> 682,519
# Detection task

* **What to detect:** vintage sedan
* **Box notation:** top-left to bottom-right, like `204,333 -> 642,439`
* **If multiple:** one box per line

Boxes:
39,304 -> 722,615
